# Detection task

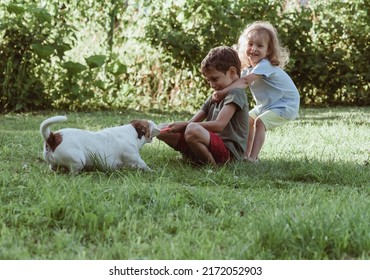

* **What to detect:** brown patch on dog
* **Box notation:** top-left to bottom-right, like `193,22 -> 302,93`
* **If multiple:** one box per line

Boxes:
130,120 -> 150,139
45,132 -> 63,152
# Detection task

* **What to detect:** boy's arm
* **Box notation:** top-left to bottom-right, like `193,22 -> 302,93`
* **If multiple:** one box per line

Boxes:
189,110 -> 207,122
199,103 -> 237,133
212,74 -> 261,102
167,104 -> 236,133
167,110 -> 206,133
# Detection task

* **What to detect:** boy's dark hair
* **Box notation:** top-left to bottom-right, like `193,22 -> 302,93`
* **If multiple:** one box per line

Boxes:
201,46 -> 241,77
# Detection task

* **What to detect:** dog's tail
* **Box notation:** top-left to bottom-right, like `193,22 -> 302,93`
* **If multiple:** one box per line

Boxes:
40,116 -> 67,141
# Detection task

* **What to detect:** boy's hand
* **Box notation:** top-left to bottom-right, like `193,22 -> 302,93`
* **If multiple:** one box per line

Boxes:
167,121 -> 188,133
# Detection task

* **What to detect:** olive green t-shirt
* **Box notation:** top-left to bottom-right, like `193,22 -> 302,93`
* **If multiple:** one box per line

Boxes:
201,88 -> 249,160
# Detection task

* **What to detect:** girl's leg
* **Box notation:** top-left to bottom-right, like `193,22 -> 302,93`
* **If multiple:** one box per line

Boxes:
248,118 -> 266,160
184,122 -> 216,165
246,116 -> 255,157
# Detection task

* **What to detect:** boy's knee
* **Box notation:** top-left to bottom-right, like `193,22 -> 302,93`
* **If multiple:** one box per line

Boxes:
184,123 -> 202,142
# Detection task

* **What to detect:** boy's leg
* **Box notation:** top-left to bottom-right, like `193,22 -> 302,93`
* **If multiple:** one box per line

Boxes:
184,123 -> 216,165
158,123 -> 230,165
156,132 -> 182,149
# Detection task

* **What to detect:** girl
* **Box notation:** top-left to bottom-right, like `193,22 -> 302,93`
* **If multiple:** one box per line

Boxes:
213,21 -> 300,162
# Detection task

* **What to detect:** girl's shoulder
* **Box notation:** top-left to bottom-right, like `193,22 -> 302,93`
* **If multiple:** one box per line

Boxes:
257,59 -> 275,68
250,59 -> 277,76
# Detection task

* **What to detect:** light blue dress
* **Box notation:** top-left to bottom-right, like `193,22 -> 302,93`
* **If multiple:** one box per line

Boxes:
243,59 -> 300,120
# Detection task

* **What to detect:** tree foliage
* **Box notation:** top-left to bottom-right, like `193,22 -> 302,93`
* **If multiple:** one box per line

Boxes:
0,1 -> 74,111
144,0 -> 282,68
280,0 -> 370,106
0,0 -> 369,113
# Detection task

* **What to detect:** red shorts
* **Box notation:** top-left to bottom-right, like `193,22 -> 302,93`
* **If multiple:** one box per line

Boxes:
175,131 -> 232,164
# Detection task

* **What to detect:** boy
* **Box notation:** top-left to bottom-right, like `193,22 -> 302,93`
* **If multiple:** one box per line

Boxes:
157,46 -> 249,166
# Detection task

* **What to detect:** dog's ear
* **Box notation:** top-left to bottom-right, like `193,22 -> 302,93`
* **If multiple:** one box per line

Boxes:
130,120 -> 150,139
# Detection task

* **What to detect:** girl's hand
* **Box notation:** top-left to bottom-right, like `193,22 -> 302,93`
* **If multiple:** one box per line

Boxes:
212,77 -> 248,104
212,91 -> 223,103
234,77 -> 249,88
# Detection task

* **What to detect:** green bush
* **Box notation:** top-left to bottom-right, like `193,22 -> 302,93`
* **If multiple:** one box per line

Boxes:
0,0 -> 369,112
280,0 -> 370,106
0,2 -> 74,112
309,0 -> 370,105
0,1 -> 127,112
142,0 -> 285,109
143,0 -> 370,108
144,0 -> 282,68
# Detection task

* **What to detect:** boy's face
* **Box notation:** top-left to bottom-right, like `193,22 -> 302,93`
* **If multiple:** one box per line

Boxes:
202,68 -> 235,91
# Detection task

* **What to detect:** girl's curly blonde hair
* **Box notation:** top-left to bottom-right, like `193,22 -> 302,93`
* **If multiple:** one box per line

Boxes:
237,21 -> 290,69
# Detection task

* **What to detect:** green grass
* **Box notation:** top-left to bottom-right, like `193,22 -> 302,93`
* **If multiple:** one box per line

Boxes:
0,107 -> 369,260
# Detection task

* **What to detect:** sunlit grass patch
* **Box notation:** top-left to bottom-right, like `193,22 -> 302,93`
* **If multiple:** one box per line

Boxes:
0,108 -> 369,259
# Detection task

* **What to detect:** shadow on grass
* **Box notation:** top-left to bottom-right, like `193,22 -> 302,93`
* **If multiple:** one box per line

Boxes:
232,157 -> 370,189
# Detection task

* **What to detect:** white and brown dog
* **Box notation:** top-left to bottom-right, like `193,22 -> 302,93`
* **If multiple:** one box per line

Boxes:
40,116 -> 160,173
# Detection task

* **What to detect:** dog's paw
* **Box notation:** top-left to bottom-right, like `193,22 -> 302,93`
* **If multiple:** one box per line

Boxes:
143,166 -> 153,172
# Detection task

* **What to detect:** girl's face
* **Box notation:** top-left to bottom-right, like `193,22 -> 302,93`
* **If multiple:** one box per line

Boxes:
245,31 -> 269,67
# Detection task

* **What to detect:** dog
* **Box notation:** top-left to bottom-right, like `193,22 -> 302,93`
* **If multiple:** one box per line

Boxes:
40,116 -> 160,173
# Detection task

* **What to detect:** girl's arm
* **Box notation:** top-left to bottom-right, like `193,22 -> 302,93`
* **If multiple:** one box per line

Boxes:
212,73 -> 261,102
212,77 -> 246,102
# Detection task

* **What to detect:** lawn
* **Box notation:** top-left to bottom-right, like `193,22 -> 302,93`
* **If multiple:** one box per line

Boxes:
0,107 -> 369,259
